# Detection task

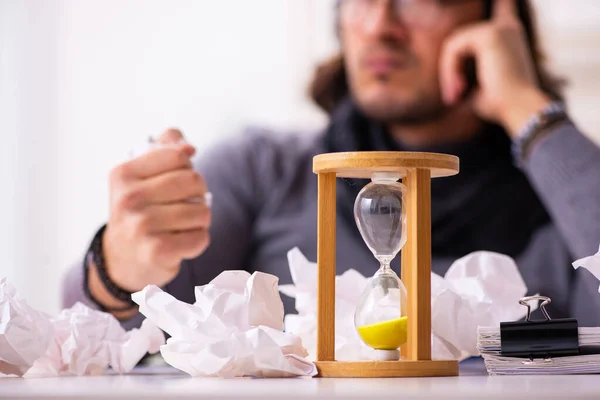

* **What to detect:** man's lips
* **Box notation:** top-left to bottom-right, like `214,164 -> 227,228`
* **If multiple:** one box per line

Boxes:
362,54 -> 411,74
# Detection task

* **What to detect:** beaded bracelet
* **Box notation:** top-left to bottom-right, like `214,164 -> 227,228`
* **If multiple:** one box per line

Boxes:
83,224 -> 137,312
511,101 -> 569,168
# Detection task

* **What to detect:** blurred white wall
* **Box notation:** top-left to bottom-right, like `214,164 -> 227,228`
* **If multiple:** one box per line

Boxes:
0,0 -> 338,314
1,1 -> 62,304
0,0 -> 599,315
0,0 -> 21,288
532,0 -> 600,139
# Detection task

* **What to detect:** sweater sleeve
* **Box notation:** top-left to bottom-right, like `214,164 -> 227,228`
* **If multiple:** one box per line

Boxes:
60,129 -> 271,329
523,121 -> 600,260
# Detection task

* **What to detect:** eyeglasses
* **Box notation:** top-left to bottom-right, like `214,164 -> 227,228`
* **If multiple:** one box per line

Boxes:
340,0 -> 475,29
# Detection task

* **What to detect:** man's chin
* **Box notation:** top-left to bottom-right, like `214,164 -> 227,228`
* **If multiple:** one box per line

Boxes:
353,91 -> 447,125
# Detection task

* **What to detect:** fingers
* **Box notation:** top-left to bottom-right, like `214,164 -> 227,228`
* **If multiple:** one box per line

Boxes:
138,169 -> 208,205
140,202 -> 211,234
157,128 -> 187,146
145,229 -> 210,266
116,145 -> 195,181
169,229 -> 210,260
105,128 -> 211,289
119,128 -> 197,180
493,0 -> 518,23
439,27 -> 481,105
441,0 -> 524,106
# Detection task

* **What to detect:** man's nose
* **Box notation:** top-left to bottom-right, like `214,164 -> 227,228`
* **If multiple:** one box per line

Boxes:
363,0 -> 409,40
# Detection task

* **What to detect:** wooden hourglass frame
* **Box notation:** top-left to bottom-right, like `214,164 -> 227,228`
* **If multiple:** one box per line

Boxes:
312,151 -> 460,378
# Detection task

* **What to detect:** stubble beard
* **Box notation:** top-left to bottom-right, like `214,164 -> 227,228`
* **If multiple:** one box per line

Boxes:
352,79 -> 449,126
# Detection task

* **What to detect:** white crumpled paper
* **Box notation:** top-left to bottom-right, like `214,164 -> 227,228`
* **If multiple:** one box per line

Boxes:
280,249 -> 375,361
0,278 -> 54,376
132,270 -> 317,378
0,278 -> 164,377
573,245 -> 600,292
280,248 -> 531,361
25,303 -> 165,377
430,251 -> 532,360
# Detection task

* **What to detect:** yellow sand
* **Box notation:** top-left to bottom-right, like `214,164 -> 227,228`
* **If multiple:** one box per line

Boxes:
357,317 -> 408,350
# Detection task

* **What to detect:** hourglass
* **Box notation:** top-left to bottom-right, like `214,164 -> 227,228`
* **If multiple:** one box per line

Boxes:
353,171 -> 408,361
312,151 -> 460,378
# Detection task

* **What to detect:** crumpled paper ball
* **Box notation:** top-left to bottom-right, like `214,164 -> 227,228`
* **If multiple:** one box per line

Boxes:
279,250 -> 375,361
132,270 -> 317,378
24,303 -> 165,377
0,277 -> 165,378
0,278 -> 54,376
430,251 -> 532,359
280,248 -> 531,361
573,245 -> 600,292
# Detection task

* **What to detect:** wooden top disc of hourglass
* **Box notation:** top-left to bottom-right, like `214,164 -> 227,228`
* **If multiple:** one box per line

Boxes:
313,152 -> 459,179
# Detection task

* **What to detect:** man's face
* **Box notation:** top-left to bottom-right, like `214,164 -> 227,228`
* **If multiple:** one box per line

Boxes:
340,0 -> 484,124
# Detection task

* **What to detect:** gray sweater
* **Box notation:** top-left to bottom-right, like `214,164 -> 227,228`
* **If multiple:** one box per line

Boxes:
62,121 -> 600,330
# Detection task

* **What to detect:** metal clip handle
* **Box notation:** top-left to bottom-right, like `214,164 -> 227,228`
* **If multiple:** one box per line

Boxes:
519,295 -> 551,322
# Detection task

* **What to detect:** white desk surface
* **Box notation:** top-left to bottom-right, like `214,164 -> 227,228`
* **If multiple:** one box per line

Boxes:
2,359 -> 600,400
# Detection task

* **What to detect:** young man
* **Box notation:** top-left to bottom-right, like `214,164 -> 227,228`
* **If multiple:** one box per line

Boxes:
63,0 -> 600,329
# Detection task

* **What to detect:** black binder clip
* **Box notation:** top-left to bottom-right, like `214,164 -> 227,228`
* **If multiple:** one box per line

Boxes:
500,295 -> 579,361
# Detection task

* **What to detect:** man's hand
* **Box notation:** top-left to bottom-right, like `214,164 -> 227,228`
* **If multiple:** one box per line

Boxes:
440,0 -> 552,137
102,128 -> 211,293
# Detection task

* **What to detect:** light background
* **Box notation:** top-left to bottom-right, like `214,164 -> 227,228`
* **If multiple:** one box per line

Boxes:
1,0 -> 599,315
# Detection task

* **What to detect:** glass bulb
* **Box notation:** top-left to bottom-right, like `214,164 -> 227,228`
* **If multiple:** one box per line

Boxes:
353,172 -> 408,359
354,266 -> 408,352
353,172 -> 407,265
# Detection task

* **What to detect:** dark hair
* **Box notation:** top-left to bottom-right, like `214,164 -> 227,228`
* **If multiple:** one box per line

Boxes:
309,0 -> 565,115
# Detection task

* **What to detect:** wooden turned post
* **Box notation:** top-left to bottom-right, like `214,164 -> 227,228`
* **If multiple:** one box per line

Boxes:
316,172 -> 336,362
401,168 -> 432,361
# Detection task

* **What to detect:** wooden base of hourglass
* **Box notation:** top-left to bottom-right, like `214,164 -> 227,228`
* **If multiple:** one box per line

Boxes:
312,151 -> 460,378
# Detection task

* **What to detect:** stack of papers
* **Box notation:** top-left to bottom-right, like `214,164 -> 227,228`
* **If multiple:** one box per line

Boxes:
477,326 -> 600,375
